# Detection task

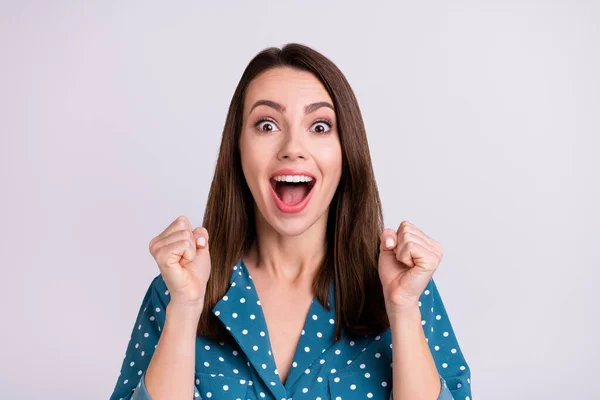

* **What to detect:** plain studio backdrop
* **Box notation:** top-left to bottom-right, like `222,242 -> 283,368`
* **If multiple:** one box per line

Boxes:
1,1 -> 598,399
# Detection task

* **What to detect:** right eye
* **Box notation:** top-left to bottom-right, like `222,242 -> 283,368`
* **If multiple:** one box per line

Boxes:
255,118 -> 280,133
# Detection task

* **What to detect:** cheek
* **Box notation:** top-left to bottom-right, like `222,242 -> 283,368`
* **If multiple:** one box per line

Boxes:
315,142 -> 342,178
240,134 -> 270,193
239,138 -> 259,186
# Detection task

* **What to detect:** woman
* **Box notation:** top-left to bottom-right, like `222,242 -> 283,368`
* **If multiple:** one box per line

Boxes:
109,43 -> 472,400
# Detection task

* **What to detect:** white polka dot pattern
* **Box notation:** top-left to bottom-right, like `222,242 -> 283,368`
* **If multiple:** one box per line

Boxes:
109,259 -> 471,399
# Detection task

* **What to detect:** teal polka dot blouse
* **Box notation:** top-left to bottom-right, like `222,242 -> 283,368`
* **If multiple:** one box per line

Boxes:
110,258 -> 472,399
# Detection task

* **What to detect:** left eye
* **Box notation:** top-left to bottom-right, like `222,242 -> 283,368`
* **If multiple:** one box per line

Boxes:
310,120 -> 332,134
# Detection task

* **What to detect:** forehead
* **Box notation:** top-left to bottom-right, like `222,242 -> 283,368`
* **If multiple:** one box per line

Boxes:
244,67 -> 333,112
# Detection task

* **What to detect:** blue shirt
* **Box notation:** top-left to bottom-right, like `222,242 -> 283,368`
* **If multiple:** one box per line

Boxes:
110,258 -> 472,399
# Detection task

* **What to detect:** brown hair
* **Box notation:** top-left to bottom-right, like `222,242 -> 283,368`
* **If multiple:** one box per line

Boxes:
198,42 -> 389,343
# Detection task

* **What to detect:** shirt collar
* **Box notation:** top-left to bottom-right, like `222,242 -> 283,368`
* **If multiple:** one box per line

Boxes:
211,258 -> 337,398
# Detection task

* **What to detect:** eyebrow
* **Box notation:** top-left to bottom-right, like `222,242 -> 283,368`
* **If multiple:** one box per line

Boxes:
249,99 -> 335,115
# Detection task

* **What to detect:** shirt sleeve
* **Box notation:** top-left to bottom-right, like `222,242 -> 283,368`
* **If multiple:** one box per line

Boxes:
421,277 -> 472,399
388,278 -> 471,400
130,372 -> 151,400
108,275 -> 202,400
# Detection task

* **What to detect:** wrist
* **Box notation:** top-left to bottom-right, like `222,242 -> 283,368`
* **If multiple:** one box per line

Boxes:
387,304 -> 422,327
166,300 -> 204,321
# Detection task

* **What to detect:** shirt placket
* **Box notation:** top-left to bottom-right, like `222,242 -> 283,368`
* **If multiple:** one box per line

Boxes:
212,262 -> 288,400
281,281 -> 337,393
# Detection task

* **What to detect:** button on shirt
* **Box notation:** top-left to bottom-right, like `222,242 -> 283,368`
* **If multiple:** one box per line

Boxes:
110,258 -> 472,399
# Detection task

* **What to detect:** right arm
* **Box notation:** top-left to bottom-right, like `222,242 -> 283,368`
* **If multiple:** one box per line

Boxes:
110,216 -> 212,400
141,303 -> 203,400
108,276 -> 204,400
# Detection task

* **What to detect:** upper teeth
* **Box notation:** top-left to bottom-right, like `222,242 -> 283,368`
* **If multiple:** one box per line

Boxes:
273,175 -> 314,183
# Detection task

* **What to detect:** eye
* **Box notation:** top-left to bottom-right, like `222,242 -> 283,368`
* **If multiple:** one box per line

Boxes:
254,118 -> 280,133
310,118 -> 333,135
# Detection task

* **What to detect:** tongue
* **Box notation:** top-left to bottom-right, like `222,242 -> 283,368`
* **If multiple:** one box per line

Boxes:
278,183 -> 310,205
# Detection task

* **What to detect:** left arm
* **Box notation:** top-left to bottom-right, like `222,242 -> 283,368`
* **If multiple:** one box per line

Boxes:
390,306 -> 442,399
379,221 -> 464,400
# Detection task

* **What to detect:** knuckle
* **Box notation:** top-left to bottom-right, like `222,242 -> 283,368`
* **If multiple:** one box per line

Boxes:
186,237 -> 195,248
155,251 -> 165,265
176,220 -> 188,231
149,237 -> 161,253
155,244 -> 166,257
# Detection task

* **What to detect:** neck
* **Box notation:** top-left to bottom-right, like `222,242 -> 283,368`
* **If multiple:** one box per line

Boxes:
246,206 -> 328,286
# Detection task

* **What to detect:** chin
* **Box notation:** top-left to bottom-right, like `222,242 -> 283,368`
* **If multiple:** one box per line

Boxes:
269,217 -> 317,237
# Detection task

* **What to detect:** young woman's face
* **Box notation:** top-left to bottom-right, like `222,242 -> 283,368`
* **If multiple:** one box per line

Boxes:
240,67 -> 342,237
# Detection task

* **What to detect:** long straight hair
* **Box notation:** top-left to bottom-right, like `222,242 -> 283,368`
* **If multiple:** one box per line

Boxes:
198,43 -> 389,343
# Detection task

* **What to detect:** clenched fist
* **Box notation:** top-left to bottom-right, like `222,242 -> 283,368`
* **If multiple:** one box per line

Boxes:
148,215 -> 211,309
378,221 -> 443,317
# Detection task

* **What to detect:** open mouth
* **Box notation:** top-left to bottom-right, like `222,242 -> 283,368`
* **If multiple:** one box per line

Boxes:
269,178 -> 316,206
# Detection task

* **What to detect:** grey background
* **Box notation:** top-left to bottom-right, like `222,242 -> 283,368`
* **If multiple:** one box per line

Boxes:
1,1 -> 598,399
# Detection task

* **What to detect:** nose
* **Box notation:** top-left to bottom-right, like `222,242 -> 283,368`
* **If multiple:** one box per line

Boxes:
277,130 -> 308,161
